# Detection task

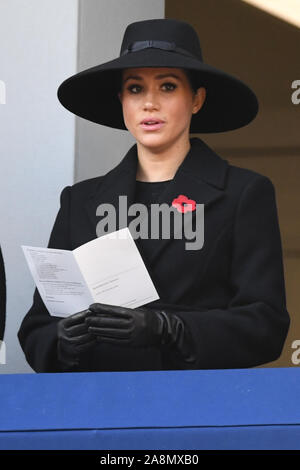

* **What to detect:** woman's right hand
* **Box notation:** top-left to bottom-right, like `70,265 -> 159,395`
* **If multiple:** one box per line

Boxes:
57,309 -> 97,370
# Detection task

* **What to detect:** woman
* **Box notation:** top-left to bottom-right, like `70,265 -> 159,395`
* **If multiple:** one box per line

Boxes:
18,18 -> 290,372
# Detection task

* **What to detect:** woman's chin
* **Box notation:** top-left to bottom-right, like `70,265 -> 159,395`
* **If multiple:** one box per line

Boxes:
135,133 -> 173,150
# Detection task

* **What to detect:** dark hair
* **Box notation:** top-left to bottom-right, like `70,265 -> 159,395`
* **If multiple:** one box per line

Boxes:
183,69 -> 202,94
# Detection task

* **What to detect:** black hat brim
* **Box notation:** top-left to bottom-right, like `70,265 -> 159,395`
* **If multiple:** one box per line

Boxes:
57,48 -> 258,133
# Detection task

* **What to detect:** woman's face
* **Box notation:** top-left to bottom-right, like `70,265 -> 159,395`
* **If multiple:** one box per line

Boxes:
118,67 -> 206,153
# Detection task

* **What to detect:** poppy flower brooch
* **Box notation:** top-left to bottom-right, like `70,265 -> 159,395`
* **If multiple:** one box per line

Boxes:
171,194 -> 196,213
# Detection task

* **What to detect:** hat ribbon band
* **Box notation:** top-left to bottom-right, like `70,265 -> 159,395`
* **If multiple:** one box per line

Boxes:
120,40 -> 200,60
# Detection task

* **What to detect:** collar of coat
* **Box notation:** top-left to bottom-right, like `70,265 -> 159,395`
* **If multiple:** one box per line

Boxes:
85,137 -> 229,261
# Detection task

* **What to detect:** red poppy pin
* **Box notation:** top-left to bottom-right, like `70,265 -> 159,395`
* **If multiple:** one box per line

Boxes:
172,194 -> 196,213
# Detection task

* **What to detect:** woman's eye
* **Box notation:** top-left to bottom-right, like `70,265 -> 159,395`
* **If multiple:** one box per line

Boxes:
127,84 -> 141,93
162,82 -> 177,91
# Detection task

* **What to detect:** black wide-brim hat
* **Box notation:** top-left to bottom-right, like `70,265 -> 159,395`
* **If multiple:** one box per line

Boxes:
57,18 -> 259,133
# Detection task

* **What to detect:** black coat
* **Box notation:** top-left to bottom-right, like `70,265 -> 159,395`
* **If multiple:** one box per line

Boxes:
0,246 -> 6,341
18,137 -> 290,372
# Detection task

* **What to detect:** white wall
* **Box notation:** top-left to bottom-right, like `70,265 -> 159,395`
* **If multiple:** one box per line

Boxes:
0,0 -> 78,373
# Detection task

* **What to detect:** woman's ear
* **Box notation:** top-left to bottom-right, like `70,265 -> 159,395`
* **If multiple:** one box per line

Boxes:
192,87 -> 206,114
118,91 -> 122,103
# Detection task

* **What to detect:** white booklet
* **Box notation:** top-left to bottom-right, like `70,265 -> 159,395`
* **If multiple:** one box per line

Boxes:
22,228 -> 159,317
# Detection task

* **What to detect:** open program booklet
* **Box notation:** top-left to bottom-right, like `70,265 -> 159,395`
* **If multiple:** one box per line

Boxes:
22,228 -> 159,317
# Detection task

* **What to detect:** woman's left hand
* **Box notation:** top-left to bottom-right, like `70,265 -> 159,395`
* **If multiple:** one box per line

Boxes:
85,303 -> 166,348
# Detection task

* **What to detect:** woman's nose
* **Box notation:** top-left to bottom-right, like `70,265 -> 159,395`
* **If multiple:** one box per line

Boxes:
143,90 -> 159,110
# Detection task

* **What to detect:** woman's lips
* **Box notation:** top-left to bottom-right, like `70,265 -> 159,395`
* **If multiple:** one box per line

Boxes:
140,122 -> 165,131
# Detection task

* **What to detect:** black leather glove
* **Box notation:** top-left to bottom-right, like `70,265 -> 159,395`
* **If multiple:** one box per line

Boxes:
57,309 -> 97,370
85,303 -> 196,363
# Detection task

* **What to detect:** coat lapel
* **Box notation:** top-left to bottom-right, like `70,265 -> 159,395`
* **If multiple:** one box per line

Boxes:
85,142 -> 138,233
85,137 -> 229,265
